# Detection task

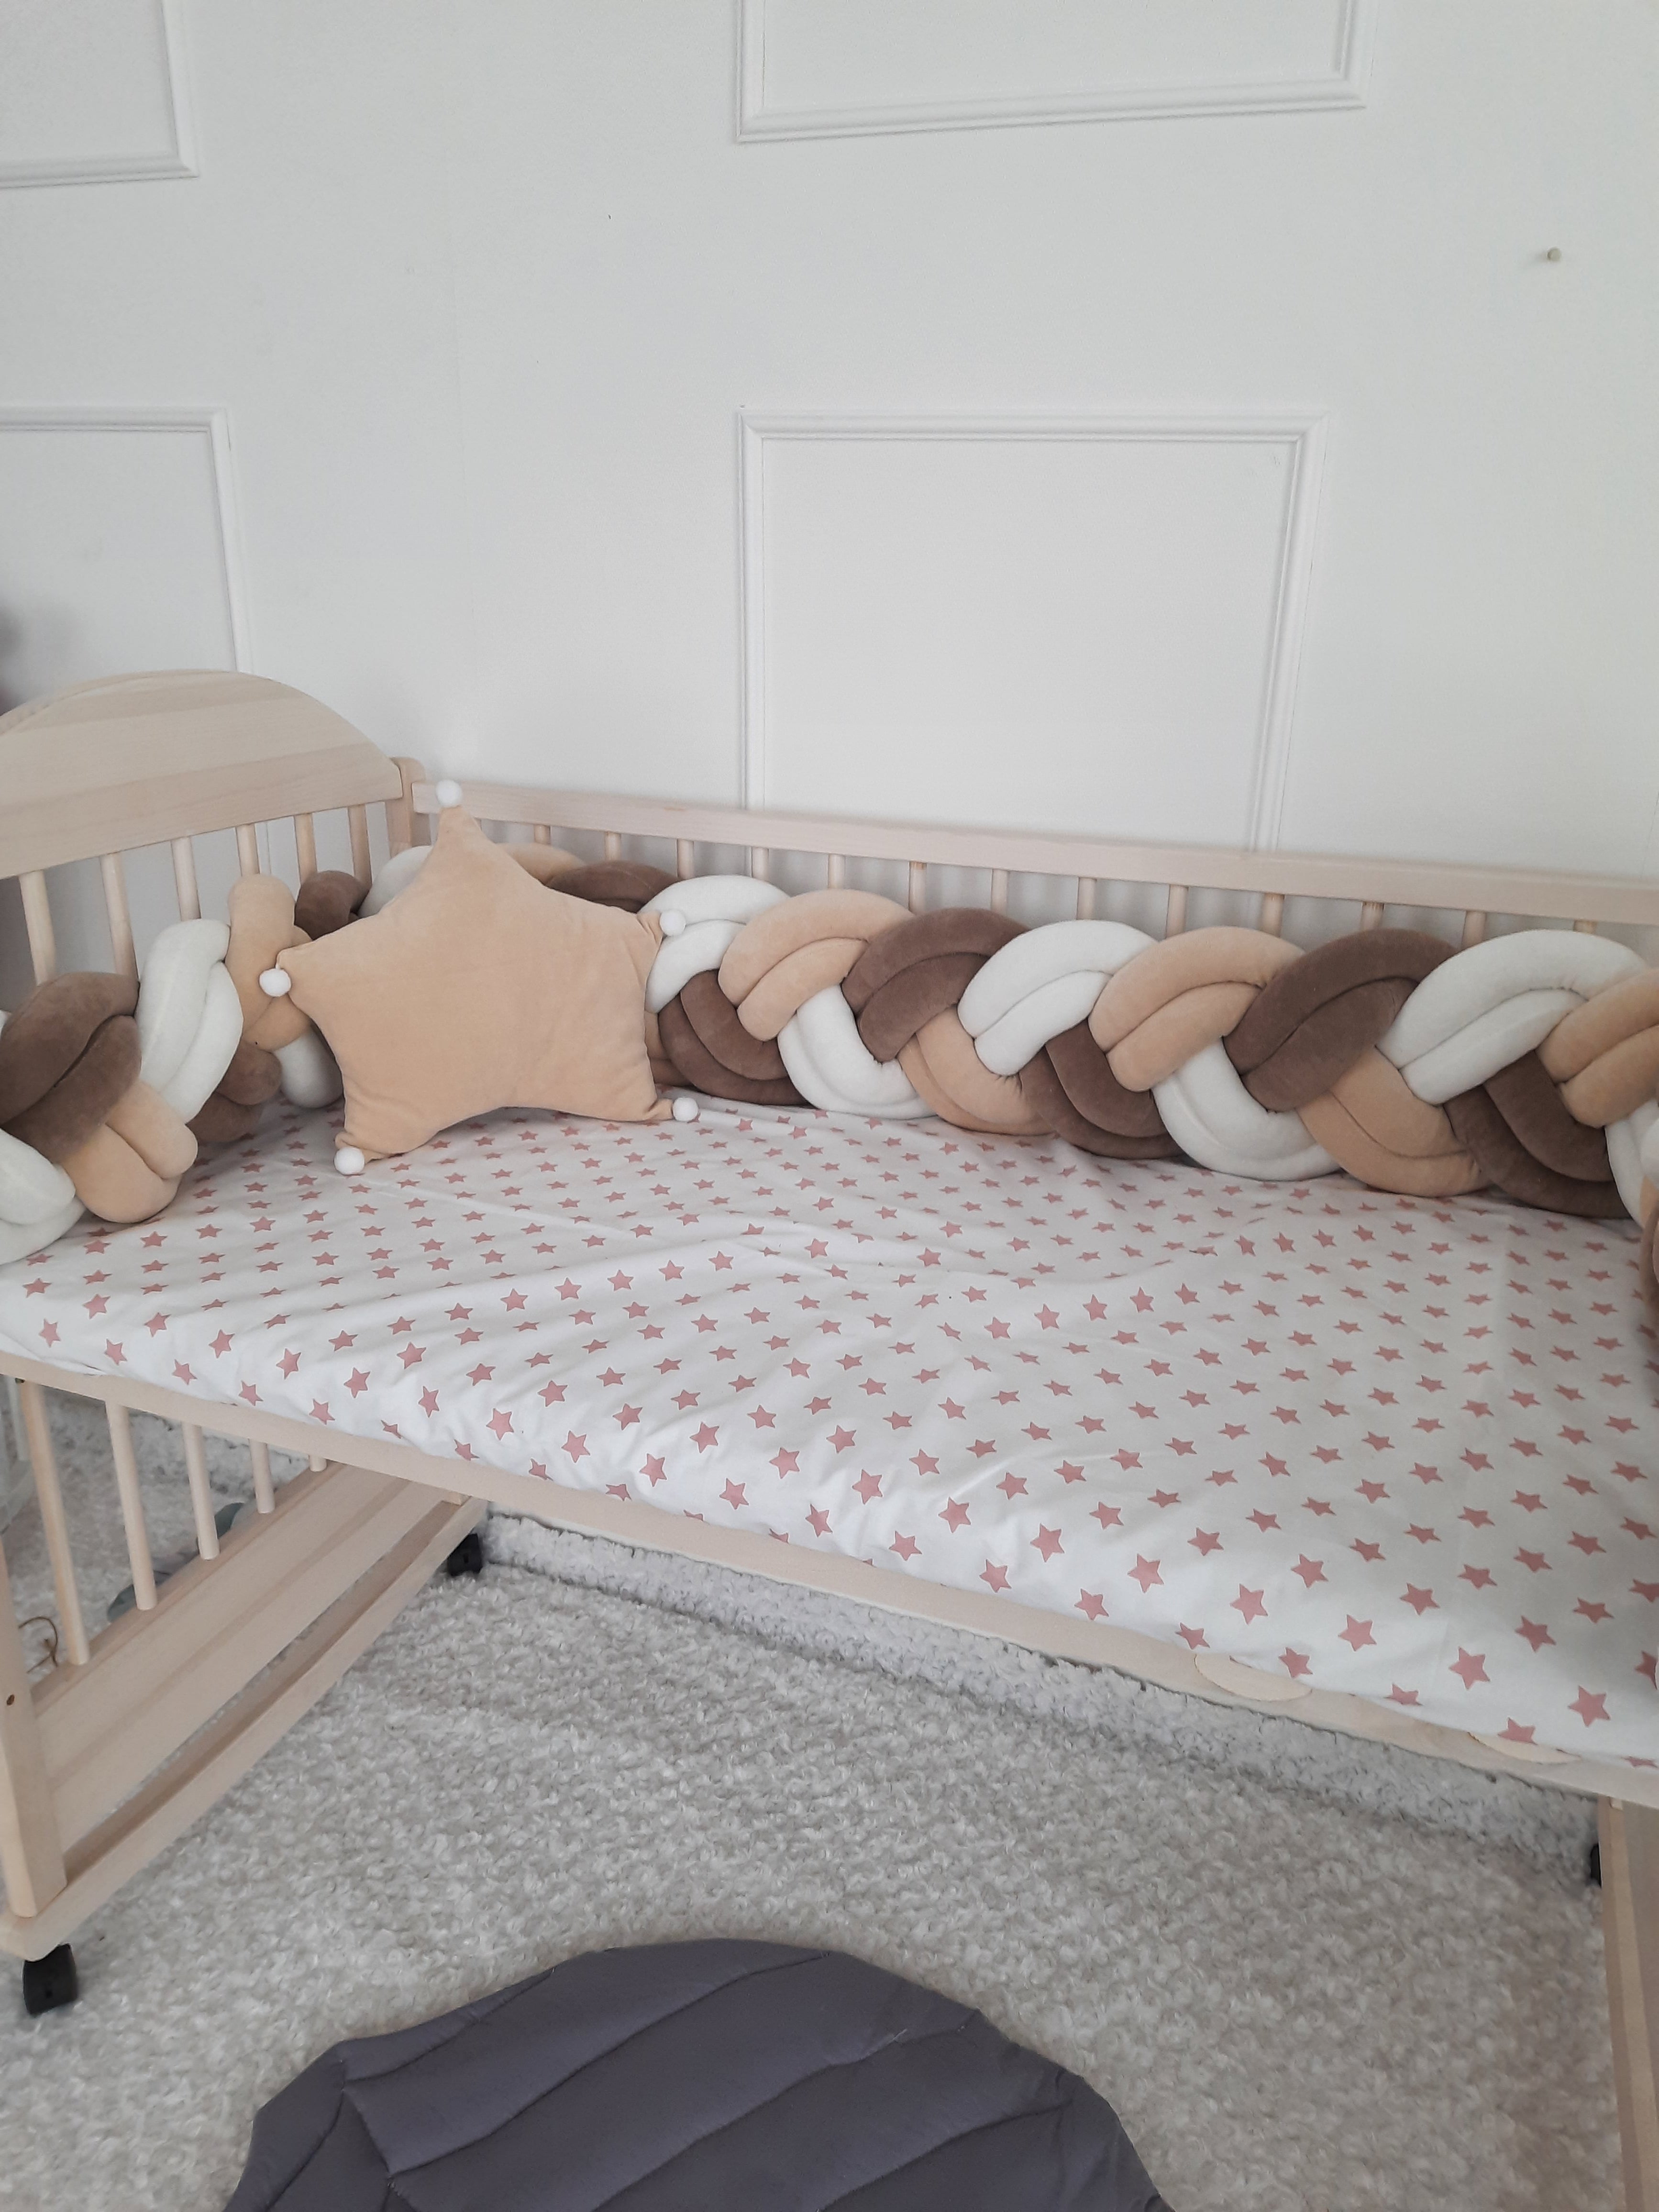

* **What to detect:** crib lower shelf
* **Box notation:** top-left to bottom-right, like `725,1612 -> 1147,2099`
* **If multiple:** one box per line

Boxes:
0,1460 -> 481,1963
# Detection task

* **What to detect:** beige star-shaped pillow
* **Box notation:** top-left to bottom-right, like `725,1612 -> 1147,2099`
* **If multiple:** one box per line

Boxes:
278,808 -> 668,1161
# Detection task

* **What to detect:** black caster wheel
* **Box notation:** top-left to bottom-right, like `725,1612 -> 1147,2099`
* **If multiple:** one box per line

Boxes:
22,1944 -> 77,2017
443,1530 -> 485,1579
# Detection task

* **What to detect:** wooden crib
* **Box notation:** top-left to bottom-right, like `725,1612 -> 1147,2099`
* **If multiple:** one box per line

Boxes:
0,670 -> 1654,2204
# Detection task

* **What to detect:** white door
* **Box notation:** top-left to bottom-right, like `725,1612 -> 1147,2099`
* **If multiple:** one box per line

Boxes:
1,0 -> 1654,947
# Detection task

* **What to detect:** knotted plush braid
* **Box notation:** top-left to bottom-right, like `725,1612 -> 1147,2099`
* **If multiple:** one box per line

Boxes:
844,910 -> 1055,1138
659,973 -> 802,1106
838,910 -> 1176,1152
643,891 -> 1658,1227
640,877 -> 802,1103
554,860 -> 675,913
1540,971 -> 1659,1123
0,973 -> 198,1246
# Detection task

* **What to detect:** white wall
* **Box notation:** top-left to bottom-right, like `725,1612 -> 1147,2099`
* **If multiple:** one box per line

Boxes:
1,0 -> 1656,890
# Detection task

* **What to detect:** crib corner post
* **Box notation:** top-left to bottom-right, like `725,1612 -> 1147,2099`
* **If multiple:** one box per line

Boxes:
1601,1797 -> 1659,2211
0,1533 -> 67,1925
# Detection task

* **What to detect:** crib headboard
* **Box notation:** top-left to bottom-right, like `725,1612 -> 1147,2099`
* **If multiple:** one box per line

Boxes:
0,671 -> 418,986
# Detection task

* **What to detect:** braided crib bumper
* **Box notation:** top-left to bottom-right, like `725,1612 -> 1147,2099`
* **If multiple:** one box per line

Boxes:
0,881 -> 349,1262
641,883 -> 1659,1233
3,852 -> 1656,1294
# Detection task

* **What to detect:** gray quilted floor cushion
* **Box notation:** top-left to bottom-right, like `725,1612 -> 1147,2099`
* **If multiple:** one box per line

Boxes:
225,1939 -> 1169,2210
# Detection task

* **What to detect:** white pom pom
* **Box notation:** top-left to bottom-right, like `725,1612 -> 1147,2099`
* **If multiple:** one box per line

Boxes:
434,778 -> 464,808
671,1095 -> 699,1123
258,967 -> 292,997
659,908 -> 686,939
334,1145 -> 365,1176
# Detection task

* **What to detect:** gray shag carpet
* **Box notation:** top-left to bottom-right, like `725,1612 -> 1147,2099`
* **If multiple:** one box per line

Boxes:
0,1395 -> 1623,2212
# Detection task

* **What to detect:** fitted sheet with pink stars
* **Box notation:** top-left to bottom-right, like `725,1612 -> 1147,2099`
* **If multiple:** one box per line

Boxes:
1,1101 -> 1655,1765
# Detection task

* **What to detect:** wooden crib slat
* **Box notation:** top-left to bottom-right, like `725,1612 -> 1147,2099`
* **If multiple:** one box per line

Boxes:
347,804 -> 372,884
0,1546 -> 66,1918
908,861 -> 927,914
235,825 -> 261,877
16,1384 -> 88,1667
249,1441 -> 275,1516
181,1426 -> 220,1561
1074,877 -> 1096,920
675,838 -> 694,880
106,1405 -> 157,1613
989,869 -> 1009,915
826,853 -> 845,889
1575,918 -> 1599,934
533,824 -> 553,846
294,812 -> 318,881
1165,885 -> 1188,938
1259,891 -> 1285,937
1360,900 -> 1384,929
171,838 -> 200,921
100,853 -> 138,981
750,847 -> 771,882
603,831 -> 623,862
19,872 -> 56,984
1462,909 -> 1488,947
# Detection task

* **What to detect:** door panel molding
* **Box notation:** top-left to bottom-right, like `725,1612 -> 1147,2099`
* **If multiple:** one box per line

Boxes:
737,0 -> 1375,143
739,410 -> 1327,852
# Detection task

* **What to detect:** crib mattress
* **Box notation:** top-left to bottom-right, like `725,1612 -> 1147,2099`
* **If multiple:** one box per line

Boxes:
0,1102 -> 1654,1766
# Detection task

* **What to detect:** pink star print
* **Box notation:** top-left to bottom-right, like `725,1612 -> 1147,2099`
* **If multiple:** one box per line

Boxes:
1449,1648 -> 1489,1690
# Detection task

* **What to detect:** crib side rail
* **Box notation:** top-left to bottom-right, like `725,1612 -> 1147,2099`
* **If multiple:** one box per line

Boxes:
412,778 -> 1659,943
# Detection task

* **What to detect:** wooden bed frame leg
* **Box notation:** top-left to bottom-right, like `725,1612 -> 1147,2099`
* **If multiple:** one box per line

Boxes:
1602,1798 -> 1659,2210
0,1533 -> 66,1924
